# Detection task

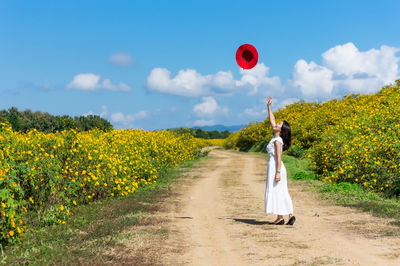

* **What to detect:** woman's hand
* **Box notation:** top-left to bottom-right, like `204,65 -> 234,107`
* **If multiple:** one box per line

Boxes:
275,172 -> 281,182
267,96 -> 273,106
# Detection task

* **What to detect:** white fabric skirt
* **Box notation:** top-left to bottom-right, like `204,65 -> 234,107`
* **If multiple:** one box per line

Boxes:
265,157 -> 293,215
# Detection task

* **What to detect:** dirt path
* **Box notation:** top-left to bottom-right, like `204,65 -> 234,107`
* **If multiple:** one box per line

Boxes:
152,148 -> 400,265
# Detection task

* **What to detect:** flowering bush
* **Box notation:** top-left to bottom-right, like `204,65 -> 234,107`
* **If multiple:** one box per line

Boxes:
0,122 -> 203,246
224,79 -> 400,197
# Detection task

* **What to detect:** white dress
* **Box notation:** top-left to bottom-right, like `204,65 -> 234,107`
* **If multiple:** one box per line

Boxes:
265,136 -> 294,215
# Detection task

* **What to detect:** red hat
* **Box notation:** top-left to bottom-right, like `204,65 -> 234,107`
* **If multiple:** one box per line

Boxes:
236,44 -> 258,69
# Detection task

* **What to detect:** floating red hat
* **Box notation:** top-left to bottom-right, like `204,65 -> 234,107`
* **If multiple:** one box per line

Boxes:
236,44 -> 258,69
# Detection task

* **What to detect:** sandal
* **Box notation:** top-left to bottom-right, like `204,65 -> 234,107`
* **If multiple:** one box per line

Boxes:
286,216 -> 296,225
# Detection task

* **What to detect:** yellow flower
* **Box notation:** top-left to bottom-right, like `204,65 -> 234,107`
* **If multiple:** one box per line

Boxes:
60,205 -> 64,211
9,230 -> 14,236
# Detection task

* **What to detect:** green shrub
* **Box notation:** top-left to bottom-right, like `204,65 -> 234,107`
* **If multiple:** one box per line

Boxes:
287,143 -> 305,158
292,171 -> 316,180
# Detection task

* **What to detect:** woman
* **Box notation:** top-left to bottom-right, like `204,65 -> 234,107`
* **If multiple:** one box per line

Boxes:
265,96 -> 295,225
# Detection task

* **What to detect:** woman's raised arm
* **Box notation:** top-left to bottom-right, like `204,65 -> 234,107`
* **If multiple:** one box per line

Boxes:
267,96 -> 276,127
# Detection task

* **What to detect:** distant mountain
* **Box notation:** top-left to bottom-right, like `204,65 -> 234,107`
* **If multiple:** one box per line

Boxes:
192,124 -> 246,132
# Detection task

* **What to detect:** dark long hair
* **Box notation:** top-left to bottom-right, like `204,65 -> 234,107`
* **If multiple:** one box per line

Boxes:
280,120 -> 291,152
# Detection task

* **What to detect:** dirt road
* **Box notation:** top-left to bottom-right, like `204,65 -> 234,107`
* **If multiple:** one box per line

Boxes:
150,148 -> 400,265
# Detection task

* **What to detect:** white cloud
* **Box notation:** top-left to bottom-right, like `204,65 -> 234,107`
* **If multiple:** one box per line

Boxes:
101,79 -> 132,91
67,73 -> 132,91
322,43 -> 399,80
82,105 -> 108,118
322,43 -> 400,93
193,96 -> 217,116
146,68 -> 212,97
237,63 -> 283,95
244,106 -> 267,117
290,60 -> 334,97
290,42 -> 400,97
241,97 -> 301,119
100,105 -> 108,117
192,96 -> 229,117
146,63 -> 281,97
211,71 -> 236,91
278,98 -> 300,109
110,110 -> 148,126
193,119 -> 215,126
84,106 -> 149,128
109,53 -> 133,67
67,73 -> 100,91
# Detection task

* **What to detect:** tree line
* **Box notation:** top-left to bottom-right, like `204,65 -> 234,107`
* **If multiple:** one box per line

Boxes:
165,127 -> 231,139
0,107 -> 113,133
0,107 -> 232,138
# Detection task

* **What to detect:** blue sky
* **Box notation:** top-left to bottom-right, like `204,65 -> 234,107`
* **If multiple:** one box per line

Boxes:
1,1 -> 400,130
